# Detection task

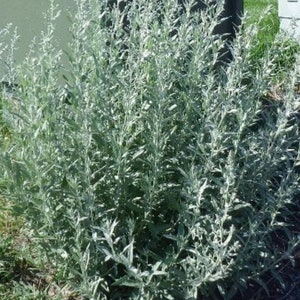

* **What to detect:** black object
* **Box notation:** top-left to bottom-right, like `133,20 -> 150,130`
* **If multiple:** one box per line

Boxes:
107,0 -> 243,63
107,0 -> 243,36
180,0 -> 243,33
180,1 -> 244,63
225,1 -> 243,31
214,0 -> 244,63
213,1 -> 243,37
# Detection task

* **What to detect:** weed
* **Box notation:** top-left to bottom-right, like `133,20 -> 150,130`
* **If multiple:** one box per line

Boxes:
1,0 -> 300,299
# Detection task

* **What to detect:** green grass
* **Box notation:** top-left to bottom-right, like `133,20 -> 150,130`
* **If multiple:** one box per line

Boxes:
245,0 -> 277,21
244,0 -> 278,30
244,0 -> 299,78
244,0 -> 279,58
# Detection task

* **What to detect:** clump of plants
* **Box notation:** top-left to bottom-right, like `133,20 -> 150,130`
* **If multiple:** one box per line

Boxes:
1,0 -> 300,299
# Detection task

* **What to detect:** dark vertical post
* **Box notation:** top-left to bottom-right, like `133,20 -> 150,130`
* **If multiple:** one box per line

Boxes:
175,0 -> 244,40
107,0 -> 243,62
214,0 -> 244,63
215,1 -> 243,37
107,1 -> 243,32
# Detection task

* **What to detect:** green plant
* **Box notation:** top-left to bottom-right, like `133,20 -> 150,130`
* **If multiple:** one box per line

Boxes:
271,38 -> 300,78
244,0 -> 279,60
1,0 -> 300,299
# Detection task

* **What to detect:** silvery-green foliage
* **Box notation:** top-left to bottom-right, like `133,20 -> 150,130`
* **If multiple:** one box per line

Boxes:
1,0 -> 300,299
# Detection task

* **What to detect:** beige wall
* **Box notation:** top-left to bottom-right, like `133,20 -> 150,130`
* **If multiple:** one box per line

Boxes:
0,0 -> 75,78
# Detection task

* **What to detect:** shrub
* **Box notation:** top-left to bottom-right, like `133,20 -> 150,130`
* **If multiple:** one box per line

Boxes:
1,0 -> 300,299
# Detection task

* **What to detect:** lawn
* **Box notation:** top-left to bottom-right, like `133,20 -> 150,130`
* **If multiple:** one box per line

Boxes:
245,0 -> 278,20
244,0 -> 279,58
